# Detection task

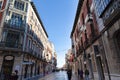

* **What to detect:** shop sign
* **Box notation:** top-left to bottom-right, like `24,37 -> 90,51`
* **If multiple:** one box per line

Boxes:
5,56 -> 14,60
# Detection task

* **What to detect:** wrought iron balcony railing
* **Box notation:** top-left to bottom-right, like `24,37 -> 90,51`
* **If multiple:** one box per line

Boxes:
4,19 -> 25,31
0,41 -> 22,49
28,30 -> 43,48
25,47 -> 33,54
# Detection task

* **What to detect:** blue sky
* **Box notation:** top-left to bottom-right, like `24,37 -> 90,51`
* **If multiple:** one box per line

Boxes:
33,0 -> 78,68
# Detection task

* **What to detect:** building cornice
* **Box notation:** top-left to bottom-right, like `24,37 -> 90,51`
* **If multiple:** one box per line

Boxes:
31,2 -> 48,38
70,0 -> 84,38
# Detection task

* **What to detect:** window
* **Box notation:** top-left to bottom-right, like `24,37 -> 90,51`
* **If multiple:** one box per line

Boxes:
14,0 -> 24,11
6,32 -> 19,48
0,1 -> 2,9
94,0 -> 111,16
11,12 -> 23,27
25,3 -> 28,12
1,31 -> 7,42
82,14 -> 84,24
11,12 -> 22,20
28,39 -> 32,49
24,16 -> 26,23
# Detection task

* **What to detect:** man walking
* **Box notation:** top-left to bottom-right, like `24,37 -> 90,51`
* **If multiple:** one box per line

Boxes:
67,65 -> 72,80
85,68 -> 89,80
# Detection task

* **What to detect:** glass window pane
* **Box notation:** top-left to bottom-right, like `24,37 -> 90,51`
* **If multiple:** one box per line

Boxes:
14,0 -> 24,11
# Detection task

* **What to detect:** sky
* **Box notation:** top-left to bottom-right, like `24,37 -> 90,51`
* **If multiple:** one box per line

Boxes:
33,0 -> 78,68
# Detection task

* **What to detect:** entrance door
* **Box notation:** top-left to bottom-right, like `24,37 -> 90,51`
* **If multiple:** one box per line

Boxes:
96,56 -> 105,80
116,32 -> 120,58
1,55 -> 14,80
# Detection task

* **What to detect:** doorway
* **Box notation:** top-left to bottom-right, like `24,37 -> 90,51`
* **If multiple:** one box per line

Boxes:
1,55 -> 14,80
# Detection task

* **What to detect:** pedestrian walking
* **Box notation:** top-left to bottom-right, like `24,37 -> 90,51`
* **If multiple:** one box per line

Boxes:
85,68 -> 89,80
10,70 -> 18,80
78,68 -> 80,79
10,73 -> 16,80
79,69 -> 83,80
14,70 -> 19,80
67,65 -> 72,80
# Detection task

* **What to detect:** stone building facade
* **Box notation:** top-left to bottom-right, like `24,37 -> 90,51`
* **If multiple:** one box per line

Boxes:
0,0 -> 55,80
94,0 -> 120,79
71,0 -> 120,80
70,0 -> 108,80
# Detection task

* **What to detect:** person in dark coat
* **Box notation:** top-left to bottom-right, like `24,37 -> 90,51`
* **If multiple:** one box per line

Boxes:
79,69 -> 83,80
14,70 -> 18,80
67,66 -> 72,80
85,69 -> 89,80
10,70 -> 18,80
10,73 -> 16,80
78,68 -> 80,79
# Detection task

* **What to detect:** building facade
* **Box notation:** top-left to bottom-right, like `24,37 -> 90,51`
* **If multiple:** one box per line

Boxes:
0,0 -> 55,80
94,0 -> 120,79
71,0 -> 120,80
50,42 -> 57,71
65,49 -> 74,72
70,0 -> 108,80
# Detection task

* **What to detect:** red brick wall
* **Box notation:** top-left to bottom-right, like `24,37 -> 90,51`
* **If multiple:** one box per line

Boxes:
92,11 -> 99,36
73,0 -> 99,48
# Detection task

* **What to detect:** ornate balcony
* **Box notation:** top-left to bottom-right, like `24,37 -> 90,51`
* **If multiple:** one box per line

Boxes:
28,30 -> 44,48
4,19 -> 25,31
0,41 -> 22,50
26,48 -> 33,54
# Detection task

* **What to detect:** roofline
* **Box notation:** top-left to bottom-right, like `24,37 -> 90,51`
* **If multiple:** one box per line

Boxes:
31,2 -> 49,38
70,0 -> 84,38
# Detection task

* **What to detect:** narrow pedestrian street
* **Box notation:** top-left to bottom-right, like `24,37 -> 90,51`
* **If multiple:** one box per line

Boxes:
0,0 -> 120,80
39,71 -> 68,80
